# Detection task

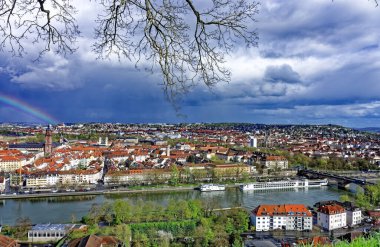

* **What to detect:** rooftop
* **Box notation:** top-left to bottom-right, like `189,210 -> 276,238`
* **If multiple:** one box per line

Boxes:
31,223 -> 76,231
252,204 -> 312,217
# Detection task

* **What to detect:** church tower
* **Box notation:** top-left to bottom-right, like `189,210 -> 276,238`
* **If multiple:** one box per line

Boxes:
44,125 -> 53,156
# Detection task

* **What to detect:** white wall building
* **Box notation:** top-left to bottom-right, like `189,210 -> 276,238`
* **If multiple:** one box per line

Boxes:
28,224 -> 85,243
249,137 -> 258,148
251,204 -> 313,232
346,207 -> 362,227
0,176 -> 6,193
59,169 -> 102,185
260,156 -> 288,170
317,204 -> 346,231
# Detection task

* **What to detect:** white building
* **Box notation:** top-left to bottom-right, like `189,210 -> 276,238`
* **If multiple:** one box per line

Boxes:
249,137 -> 258,148
26,174 -> 60,188
0,176 -> 5,193
260,156 -> 288,170
28,224 -> 86,243
251,204 -> 313,231
59,169 -> 102,185
104,169 -> 171,185
346,207 -> 362,227
317,204 -> 346,231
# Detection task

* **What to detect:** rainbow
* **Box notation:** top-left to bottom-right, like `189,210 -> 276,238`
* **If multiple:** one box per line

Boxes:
0,93 -> 58,124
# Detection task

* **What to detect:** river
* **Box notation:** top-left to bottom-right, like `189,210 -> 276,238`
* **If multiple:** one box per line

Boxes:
0,187 -> 345,225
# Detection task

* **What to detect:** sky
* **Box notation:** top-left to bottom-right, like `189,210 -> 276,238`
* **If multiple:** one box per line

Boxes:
0,0 -> 380,127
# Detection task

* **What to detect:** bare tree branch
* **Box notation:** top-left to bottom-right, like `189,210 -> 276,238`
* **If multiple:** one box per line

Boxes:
0,0 -> 79,58
0,0 -> 259,105
93,0 -> 259,105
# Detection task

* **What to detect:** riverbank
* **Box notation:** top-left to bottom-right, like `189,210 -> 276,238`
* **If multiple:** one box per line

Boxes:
0,184 -> 241,200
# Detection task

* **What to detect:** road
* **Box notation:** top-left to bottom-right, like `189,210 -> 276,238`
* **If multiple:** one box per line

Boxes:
0,185 -> 203,200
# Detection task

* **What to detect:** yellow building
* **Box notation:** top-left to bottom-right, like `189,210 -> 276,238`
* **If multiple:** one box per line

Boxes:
209,164 -> 253,177
0,156 -> 24,172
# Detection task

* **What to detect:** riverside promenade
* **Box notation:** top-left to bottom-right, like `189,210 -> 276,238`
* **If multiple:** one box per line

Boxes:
0,184 -> 241,200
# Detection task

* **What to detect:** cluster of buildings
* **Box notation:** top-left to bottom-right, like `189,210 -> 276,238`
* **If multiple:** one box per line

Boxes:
0,122 -> 380,191
250,201 -> 362,232
3,122 -> 380,161
0,125 -> 293,190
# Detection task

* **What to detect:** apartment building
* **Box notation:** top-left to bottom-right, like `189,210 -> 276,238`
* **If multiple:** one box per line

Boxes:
0,156 -> 25,172
260,156 -> 288,170
251,204 -> 313,231
317,204 -> 346,230
26,174 -> 60,188
346,206 -> 362,227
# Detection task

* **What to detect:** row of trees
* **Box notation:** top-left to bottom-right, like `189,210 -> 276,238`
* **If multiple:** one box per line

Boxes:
74,198 -> 249,247
83,199 -> 204,225
282,151 -> 378,171
341,182 -> 380,209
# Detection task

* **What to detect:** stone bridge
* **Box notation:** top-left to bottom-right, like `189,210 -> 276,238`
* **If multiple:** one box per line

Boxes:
298,169 -> 376,191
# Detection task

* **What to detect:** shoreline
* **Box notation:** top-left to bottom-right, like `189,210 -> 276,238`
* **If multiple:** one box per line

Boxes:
0,184 -> 242,200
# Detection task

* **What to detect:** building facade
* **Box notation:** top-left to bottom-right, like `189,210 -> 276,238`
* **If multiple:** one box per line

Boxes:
0,176 -> 5,193
0,156 -> 24,172
28,224 -> 86,243
317,204 -> 347,230
251,204 -> 313,231
260,156 -> 288,170
346,207 -> 362,227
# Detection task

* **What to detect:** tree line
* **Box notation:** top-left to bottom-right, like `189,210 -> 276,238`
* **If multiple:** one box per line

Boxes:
72,198 -> 249,247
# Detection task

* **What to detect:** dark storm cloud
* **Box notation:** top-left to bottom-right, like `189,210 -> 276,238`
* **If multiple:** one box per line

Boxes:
264,64 -> 301,84
1,0 -> 380,127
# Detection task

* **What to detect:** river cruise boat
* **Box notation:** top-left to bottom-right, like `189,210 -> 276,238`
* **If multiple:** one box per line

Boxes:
199,184 -> 226,192
239,179 -> 328,191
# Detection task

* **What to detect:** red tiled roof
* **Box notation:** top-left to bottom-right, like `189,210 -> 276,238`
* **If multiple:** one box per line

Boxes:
252,204 -> 312,217
318,204 -> 345,215
0,234 -> 18,247
265,156 -> 287,161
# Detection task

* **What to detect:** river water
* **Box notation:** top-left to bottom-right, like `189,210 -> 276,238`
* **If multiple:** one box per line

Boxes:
0,187 -> 345,225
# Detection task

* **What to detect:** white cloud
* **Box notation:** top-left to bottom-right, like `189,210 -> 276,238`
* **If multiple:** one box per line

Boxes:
7,53 -> 83,90
250,101 -> 380,119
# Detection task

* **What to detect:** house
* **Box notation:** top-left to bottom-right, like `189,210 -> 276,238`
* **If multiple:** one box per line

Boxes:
0,234 -> 19,247
67,235 -> 122,247
316,201 -> 361,228
317,204 -> 346,230
251,204 -> 313,231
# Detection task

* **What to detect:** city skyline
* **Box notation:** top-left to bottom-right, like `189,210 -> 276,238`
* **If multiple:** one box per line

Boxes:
1,0 -> 380,127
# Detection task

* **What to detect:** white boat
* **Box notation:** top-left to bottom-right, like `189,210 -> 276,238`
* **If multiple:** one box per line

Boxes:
199,184 -> 226,192
239,179 -> 328,191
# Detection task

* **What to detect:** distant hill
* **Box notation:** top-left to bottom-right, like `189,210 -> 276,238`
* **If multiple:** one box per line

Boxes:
357,127 -> 380,133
